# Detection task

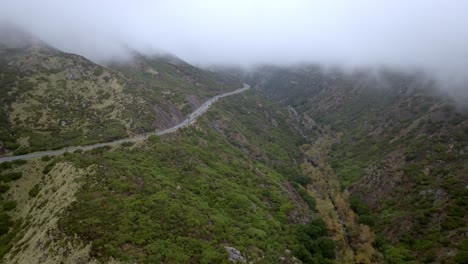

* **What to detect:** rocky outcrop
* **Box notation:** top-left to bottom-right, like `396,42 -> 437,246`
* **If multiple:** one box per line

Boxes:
224,246 -> 246,263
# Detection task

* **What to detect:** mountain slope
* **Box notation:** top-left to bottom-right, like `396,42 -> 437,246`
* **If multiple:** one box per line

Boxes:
0,89 -> 342,263
249,65 -> 468,263
0,26 -> 338,264
0,26 -> 240,156
108,50 -> 241,111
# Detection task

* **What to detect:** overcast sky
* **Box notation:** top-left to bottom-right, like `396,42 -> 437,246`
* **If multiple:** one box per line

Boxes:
1,0 -> 468,78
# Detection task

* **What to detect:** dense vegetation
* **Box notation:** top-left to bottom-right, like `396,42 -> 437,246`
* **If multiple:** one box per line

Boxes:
0,28 -> 338,263
4,26 -> 467,263
250,65 -> 468,263
57,132 -> 298,262
51,89 -> 333,263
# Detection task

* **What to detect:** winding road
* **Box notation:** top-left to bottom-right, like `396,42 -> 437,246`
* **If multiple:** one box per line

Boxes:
0,84 -> 250,163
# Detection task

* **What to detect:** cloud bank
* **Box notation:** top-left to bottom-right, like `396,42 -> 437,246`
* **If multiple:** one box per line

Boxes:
1,0 -> 468,82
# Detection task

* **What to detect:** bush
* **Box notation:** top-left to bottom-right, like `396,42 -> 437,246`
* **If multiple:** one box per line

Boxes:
0,162 -> 13,171
384,246 -> 414,264
148,135 -> 161,145
89,146 -> 112,155
292,175 -> 312,186
295,219 -> 336,262
304,219 -> 328,239
0,161 -> 25,172
372,235 -> 385,249
29,184 -> 40,198
43,162 -> 56,174
0,213 -> 12,236
4,141 -> 20,150
0,185 -> 10,194
349,197 -> 370,216
13,147 -> 31,156
454,250 -> 468,264
3,201 -> 17,211
0,172 -> 22,182
12,160 -> 26,166
441,216 -> 464,230
313,237 -> 336,259
120,142 -> 134,147
294,183 -> 316,211
358,215 -> 374,226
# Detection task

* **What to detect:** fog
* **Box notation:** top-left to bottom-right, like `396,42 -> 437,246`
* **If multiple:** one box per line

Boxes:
1,0 -> 468,85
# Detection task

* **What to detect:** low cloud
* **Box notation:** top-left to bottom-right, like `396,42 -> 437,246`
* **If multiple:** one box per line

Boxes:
1,0 -> 468,89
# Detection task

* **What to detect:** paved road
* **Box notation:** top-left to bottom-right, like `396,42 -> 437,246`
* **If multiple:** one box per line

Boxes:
0,84 -> 250,163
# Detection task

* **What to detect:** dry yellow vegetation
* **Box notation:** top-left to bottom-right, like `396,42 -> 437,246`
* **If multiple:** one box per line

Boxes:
4,160 -> 96,263
300,129 -> 379,264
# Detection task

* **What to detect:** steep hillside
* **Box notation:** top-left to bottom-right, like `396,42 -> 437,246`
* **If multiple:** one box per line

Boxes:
0,26 -> 339,264
108,51 -> 241,112
250,65 -> 468,263
0,90 -> 341,263
0,27 -> 239,156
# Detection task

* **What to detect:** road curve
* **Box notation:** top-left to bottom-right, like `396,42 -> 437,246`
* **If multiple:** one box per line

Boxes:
0,84 -> 250,163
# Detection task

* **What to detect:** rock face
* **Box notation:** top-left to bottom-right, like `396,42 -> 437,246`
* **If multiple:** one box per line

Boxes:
224,246 -> 246,263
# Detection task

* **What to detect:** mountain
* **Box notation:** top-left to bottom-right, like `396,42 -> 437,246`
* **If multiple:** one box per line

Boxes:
248,65 -> 468,263
0,25 -> 240,156
0,26 -> 335,263
1,24 -> 467,264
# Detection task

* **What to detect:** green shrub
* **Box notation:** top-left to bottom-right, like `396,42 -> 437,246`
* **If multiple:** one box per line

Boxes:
120,142 -> 134,147
349,196 -> 370,216
89,146 -> 112,155
358,214 -> 374,226
13,147 -> 31,155
294,184 -> 316,211
0,185 -> 10,194
0,213 -> 12,236
43,162 -> 57,174
3,201 -> 17,211
313,237 -> 336,259
0,172 -> 22,182
295,218 -> 335,262
29,184 -> 40,198
304,219 -> 328,239
292,175 -> 312,186
454,250 -> 468,264
441,216 -> 464,230
0,162 -> 13,171
372,235 -> 385,249
147,135 -> 161,145
384,246 -> 414,264
4,141 -> 20,150
12,160 -> 26,166
0,160 -> 26,172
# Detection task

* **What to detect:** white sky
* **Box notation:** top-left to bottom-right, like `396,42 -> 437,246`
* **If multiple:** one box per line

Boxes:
1,0 -> 468,80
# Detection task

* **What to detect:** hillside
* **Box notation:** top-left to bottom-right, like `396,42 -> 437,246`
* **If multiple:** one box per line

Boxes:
108,51 -> 241,108
249,65 -> 468,263
0,27 -> 341,263
0,26 -> 239,156
0,88 -> 346,263
1,24 -> 467,264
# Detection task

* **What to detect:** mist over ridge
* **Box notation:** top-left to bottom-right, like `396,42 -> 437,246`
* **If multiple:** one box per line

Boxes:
1,0 -> 468,92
